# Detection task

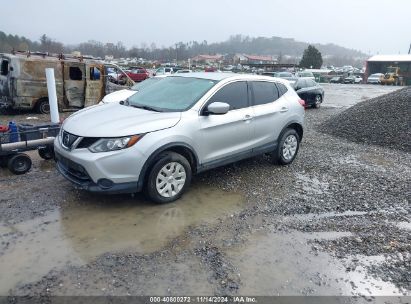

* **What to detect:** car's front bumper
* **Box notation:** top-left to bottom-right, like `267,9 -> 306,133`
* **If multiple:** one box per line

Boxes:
55,155 -> 139,194
54,137 -> 146,194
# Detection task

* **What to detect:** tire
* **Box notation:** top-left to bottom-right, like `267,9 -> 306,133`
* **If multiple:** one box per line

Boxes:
145,151 -> 192,203
271,128 -> 300,166
36,98 -> 50,114
7,153 -> 32,175
38,146 -> 54,160
313,95 -> 322,108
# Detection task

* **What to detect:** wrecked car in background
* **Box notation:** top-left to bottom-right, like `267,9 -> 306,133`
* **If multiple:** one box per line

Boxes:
0,51 -> 133,114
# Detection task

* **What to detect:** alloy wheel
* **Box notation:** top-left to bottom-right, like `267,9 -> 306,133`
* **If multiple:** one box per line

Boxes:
156,162 -> 186,198
282,135 -> 298,160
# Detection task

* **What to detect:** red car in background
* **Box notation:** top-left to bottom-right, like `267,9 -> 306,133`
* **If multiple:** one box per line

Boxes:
119,67 -> 150,82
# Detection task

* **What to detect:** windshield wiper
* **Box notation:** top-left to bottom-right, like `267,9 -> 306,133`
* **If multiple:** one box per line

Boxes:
130,104 -> 163,112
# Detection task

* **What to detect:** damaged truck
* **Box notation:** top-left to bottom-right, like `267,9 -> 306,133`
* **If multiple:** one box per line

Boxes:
0,52 -> 133,113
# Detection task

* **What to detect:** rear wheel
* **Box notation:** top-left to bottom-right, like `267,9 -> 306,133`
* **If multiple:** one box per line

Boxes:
313,95 -> 322,108
36,98 -> 50,114
7,153 -> 32,174
145,151 -> 192,203
271,129 -> 300,165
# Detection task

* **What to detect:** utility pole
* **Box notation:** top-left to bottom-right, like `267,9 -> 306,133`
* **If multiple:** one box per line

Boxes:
408,43 -> 411,54
175,43 -> 178,64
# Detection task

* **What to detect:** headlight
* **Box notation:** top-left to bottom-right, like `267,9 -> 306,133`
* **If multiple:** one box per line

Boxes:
88,135 -> 142,153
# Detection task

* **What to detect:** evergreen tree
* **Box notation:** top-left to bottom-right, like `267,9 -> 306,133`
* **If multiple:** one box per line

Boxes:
299,45 -> 323,68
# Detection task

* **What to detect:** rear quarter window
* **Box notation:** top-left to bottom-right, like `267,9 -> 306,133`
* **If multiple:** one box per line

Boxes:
276,83 -> 288,97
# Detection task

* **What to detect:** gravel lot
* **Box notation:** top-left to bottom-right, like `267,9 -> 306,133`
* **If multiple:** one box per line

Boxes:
320,87 -> 410,152
0,85 -> 410,301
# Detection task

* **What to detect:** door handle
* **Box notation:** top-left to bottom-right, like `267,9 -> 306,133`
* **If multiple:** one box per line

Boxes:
280,107 -> 288,113
243,114 -> 253,121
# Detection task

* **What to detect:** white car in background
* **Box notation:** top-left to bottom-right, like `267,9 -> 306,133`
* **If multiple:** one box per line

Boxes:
154,67 -> 174,76
295,71 -> 315,81
100,76 -> 168,104
175,69 -> 192,74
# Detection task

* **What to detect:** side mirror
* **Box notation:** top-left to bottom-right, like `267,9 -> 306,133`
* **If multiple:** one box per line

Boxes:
205,102 -> 230,115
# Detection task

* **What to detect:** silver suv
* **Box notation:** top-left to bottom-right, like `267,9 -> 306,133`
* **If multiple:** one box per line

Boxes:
54,73 -> 305,203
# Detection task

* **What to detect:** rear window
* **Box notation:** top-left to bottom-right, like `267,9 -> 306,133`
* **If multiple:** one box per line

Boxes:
306,79 -> 317,87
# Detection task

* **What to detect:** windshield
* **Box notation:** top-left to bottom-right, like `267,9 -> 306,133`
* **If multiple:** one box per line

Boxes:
279,72 -> 292,77
127,77 -> 217,112
130,78 -> 162,91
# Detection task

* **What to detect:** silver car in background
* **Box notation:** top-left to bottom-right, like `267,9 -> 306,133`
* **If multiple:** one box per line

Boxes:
55,73 -> 305,203
367,73 -> 384,84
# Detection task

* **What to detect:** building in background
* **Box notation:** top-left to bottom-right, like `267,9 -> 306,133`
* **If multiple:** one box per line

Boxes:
365,55 -> 411,85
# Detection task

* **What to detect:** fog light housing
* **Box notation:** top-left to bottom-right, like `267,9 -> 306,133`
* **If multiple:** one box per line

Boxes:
97,178 -> 114,189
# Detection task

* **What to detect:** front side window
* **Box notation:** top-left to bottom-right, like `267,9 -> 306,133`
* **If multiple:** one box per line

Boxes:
128,76 -> 217,112
251,81 -> 279,106
208,81 -> 248,110
1,59 -> 9,76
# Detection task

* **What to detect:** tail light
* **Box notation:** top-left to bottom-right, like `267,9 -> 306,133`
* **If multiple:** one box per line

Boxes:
298,99 -> 306,108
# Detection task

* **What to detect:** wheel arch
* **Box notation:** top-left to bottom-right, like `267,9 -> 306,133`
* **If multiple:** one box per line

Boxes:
282,122 -> 303,141
137,142 -> 199,192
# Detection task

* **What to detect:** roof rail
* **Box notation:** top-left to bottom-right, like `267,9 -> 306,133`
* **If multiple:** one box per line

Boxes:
10,49 -> 96,62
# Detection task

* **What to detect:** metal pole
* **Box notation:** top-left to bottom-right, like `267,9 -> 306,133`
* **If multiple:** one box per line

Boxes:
45,68 -> 60,124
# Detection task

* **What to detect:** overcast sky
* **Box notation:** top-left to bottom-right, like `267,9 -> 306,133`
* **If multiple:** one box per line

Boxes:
1,0 -> 410,55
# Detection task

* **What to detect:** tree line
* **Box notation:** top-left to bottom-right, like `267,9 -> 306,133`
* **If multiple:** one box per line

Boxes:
0,31 -> 365,67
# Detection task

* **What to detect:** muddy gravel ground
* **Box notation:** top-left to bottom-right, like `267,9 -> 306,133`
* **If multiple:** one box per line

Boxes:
0,86 -> 410,303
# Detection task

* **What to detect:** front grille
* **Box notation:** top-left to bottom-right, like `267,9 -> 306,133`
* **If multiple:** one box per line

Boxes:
61,131 -> 78,149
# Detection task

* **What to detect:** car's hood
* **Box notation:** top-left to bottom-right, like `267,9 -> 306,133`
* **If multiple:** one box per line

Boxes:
63,103 -> 181,137
101,89 -> 136,104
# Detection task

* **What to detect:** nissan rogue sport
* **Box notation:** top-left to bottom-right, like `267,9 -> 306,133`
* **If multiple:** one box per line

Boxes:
55,73 -> 304,203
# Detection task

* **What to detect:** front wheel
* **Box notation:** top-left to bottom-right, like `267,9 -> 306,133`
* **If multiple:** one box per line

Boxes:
145,152 -> 192,203
38,146 -> 55,160
271,129 -> 300,165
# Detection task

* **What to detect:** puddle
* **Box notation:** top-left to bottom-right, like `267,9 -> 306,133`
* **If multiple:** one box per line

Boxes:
226,229 -> 402,296
0,185 -> 245,294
